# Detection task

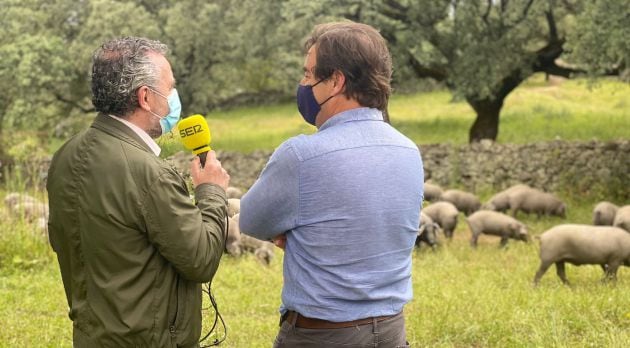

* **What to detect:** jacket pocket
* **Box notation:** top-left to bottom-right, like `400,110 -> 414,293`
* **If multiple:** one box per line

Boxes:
170,280 -> 202,347
169,277 -> 187,333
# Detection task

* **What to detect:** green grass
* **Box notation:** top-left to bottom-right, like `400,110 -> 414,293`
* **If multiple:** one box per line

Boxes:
2,191 -> 630,347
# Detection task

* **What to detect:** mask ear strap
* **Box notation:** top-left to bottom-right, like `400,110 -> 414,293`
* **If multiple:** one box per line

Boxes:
318,94 -> 335,107
311,79 -> 325,88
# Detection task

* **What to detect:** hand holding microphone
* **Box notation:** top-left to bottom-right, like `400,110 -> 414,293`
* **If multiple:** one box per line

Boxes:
179,115 -> 230,190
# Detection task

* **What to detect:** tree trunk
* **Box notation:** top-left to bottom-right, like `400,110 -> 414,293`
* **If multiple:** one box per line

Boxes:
466,96 -> 505,143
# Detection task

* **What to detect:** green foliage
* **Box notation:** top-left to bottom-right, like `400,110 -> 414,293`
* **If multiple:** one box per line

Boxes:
1,134 -> 50,189
0,0 -> 625,144
568,0 -> 630,79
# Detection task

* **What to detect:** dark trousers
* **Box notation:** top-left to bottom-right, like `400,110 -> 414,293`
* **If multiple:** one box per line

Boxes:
273,311 -> 409,348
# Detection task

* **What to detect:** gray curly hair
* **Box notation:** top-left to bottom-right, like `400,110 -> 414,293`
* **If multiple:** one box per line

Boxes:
91,37 -> 168,116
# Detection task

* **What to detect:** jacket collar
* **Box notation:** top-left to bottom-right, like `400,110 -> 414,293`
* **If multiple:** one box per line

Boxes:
91,113 -> 154,154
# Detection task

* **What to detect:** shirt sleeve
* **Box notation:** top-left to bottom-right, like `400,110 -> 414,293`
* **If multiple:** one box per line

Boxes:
239,141 -> 299,240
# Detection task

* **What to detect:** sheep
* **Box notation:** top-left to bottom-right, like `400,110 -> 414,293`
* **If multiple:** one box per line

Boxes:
4,192 -> 39,208
4,192 -> 49,222
416,211 -> 439,249
227,198 -> 241,218
3,192 -> 49,236
225,215 -> 243,256
226,186 -> 244,199
533,224 -> 630,285
592,201 -> 618,226
482,184 -> 531,212
233,213 -> 275,265
422,202 -> 459,239
466,210 -> 529,248
508,187 -> 566,219
613,205 -> 630,232
423,182 -> 443,202
240,235 -> 275,266
10,201 -> 49,222
439,189 -> 481,216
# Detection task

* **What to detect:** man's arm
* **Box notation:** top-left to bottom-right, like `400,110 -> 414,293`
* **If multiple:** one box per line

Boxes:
239,142 -> 299,241
143,169 -> 227,283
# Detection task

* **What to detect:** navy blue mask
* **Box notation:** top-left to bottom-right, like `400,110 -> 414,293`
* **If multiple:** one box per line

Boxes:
296,79 -> 334,126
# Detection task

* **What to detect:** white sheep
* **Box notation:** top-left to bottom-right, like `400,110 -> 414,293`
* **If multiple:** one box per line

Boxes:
483,184 -> 531,212
227,198 -> 241,218
508,187 -> 566,219
440,189 -> 481,216
533,224 -> 630,285
613,205 -> 630,232
592,201 -> 618,226
423,182 -> 443,202
423,201 -> 459,239
231,213 -> 275,265
466,210 -> 528,247
226,186 -> 244,199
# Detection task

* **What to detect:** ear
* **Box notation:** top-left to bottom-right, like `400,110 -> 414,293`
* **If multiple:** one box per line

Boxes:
331,70 -> 346,95
137,86 -> 151,111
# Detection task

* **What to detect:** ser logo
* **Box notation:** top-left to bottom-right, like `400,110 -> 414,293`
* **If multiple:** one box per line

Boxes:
180,125 -> 203,138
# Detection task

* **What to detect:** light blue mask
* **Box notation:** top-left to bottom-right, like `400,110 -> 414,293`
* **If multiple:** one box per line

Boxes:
149,88 -> 182,135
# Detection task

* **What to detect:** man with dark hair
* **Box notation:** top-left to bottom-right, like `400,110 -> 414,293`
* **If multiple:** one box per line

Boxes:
240,21 -> 424,347
47,37 -> 230,347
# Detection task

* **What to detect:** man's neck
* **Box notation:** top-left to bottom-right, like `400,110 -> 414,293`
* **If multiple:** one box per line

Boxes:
109,114 -> 161,156
315,97 -> 362,128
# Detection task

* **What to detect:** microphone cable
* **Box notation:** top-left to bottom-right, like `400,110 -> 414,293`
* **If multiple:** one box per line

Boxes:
199,283 -> 227,347
199,206 -> 230,347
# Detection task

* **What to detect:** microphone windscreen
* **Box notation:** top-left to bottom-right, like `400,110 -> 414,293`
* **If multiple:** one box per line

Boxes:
178,114 -> 212,155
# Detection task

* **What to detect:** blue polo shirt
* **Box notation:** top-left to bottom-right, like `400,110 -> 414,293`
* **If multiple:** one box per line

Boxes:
240,107 -> 424,322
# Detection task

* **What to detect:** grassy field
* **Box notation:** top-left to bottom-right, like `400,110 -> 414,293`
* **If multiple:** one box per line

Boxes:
1,74 -> 629,346
1,195 -> 630,347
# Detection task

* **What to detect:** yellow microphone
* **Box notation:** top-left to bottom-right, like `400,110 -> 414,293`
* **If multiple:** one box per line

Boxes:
178,114 -> 212,167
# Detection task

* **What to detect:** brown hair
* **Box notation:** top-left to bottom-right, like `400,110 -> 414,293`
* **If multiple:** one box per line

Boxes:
304,21 -> 392,113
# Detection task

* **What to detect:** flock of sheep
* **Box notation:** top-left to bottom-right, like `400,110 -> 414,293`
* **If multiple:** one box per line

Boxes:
418,182 -> 630,285
4,181 -> 629,285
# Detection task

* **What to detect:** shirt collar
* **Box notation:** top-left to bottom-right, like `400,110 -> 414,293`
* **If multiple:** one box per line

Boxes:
109,115 -> 161,156
318,107 -> 384,131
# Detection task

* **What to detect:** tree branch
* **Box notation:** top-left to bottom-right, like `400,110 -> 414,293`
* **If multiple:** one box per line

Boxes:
534,61 -> 584,78
407,51 -> 448,82
482,0 -> 492,26
546,9 -> 559,42
503,0 -> 535,29
381,0 -> 410,24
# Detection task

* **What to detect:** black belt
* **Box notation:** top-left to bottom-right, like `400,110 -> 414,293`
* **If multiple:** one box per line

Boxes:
280,310 -> 399,329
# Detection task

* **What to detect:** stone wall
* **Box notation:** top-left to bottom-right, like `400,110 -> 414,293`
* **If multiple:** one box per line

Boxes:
216,140 -> 630,200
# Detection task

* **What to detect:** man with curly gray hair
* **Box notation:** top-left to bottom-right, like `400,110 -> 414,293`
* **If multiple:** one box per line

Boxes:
47,37 -> 230,347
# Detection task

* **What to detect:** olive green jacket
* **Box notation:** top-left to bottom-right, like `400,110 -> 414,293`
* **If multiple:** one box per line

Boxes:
47,114 -> 227,347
